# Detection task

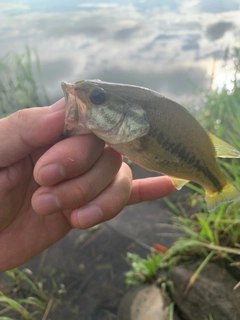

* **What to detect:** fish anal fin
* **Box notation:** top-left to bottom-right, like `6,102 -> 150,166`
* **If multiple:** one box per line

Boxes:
205,182 -> 240,212
207,131 -> 240,158
169,177 -> 189,190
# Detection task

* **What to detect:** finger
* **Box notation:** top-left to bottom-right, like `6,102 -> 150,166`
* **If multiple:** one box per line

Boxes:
0,99 -> 65,167
127,176 -> 175,205
32,147 -> 123,215
34,134 -> 105,186
70,163 -> 132,229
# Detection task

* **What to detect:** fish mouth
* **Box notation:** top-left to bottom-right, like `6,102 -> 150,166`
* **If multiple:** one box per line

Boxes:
62,81 -> 91,136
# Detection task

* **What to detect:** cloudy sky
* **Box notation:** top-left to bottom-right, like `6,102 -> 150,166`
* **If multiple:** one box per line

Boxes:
1,0 -> 240,104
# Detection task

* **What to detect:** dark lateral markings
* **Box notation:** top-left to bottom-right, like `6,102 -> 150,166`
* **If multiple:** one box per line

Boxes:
151,129 -> 223,192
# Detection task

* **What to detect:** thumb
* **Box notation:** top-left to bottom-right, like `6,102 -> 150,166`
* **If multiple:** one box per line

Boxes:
0,99 -> 65,168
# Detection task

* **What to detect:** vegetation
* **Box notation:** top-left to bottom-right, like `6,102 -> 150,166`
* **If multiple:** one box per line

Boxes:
0,268 -> 66,320
125,253 -> 164,285
0,47 -> 49,117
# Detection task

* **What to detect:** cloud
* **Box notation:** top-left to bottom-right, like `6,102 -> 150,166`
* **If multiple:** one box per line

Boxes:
0,3 -> 29,12
181,34 -> 201,51
197,49 -> 224,60
40,58 -> 76,101
114,26 -> 142,41
180,0 -> 240,14
41,58 -> 74,83
77,3 -> 119,9
0,1 -> 239,103
205,21 -> 235,41
198,0 -> 240,13
87,64 -> 207,100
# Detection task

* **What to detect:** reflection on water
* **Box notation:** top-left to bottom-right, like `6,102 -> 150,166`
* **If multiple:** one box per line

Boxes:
0,0 -> 240,104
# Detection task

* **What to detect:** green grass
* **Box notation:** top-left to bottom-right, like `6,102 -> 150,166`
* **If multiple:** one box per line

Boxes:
205,316 -> 214,320
0,47 -> 49,117
0,266 -> 68,320
197,47 -> 240,193
0,269 -> 47,320
125,253 -> 165,285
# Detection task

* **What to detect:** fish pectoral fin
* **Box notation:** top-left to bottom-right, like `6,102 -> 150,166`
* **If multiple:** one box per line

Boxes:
207,131 -> 240,158
169,177 -> 189,190
205,181 -> 240,212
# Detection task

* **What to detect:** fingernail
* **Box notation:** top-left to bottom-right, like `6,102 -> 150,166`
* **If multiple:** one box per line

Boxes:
38,164 -> 66,184
49,98 -> 65,113
35,194 -> 60,214
77,205 -> 103,229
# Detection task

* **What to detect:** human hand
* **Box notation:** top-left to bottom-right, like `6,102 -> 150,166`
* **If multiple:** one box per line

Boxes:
0,99 -> 175,271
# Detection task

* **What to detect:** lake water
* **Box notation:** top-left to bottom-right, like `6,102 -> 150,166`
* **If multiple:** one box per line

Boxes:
1,0 -> 240,106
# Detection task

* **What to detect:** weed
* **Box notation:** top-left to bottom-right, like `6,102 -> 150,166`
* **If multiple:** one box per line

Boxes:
0,269 -> 47,320
204,315 -> 214,320
125,253 -> 165,285
0,47 -> 49,117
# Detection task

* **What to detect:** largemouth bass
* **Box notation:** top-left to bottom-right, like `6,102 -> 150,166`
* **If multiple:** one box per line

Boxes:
61,80 -> 240,211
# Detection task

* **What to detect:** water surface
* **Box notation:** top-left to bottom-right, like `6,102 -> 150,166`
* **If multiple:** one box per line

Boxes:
1,0 -> 240,104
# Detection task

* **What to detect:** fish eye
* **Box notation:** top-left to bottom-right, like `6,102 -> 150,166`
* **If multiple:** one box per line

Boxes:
89,88 -> 107,105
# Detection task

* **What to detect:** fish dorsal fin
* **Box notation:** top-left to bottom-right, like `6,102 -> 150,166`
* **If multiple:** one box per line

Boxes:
207,131 -> 240,159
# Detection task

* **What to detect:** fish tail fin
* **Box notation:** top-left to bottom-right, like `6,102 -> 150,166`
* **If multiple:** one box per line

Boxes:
206,182 -> 240,212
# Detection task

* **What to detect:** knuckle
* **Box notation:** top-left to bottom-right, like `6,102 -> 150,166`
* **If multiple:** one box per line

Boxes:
9,109 -> 29,123
69,180 -> 95,207
118,180 -> 131,204
7,109 -> 32,145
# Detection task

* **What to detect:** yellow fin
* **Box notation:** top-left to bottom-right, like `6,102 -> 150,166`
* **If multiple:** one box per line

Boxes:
205,182 -> 240,212
169,177 -> 189,190
207,131 -> 240,158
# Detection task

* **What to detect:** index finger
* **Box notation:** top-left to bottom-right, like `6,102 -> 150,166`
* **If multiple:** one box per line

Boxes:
127,176 -> 175,205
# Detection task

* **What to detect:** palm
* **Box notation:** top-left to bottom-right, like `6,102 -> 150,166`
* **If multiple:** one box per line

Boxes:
0,152 -> 71,270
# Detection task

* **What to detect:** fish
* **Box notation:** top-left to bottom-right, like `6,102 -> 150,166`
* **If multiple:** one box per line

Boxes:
61,79 -> 240,212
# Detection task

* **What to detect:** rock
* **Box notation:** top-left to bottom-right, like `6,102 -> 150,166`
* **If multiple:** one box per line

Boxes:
117,284 -> 167,320
168,261 -> 240,320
